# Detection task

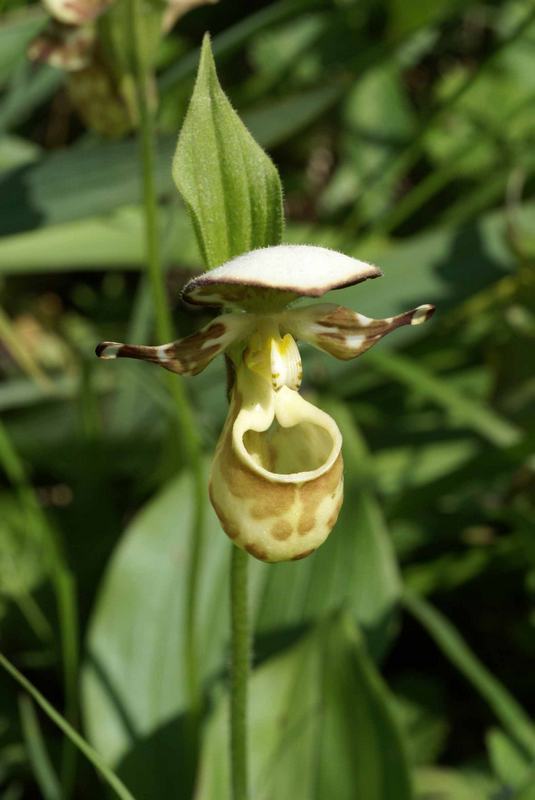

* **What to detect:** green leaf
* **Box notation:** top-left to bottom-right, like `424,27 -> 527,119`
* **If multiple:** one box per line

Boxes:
18,695 -> 62,800
172,34 -> 284,268
487,728 -> 533,790
366,348 -> 522,448
82,469 -> 231,795
0,61 -> 62,134
82,465 -> 404,796
159,0 -> 317,91
0,493 -> 49,599
0,8 -> 46,89
404,591 -> 535,759
414,766 -> 498,800
0,81 -> 321,240
197,615 -> 413,800
0,653 -> 135,800
0,135 -> 40,171
0,206 -> 198,273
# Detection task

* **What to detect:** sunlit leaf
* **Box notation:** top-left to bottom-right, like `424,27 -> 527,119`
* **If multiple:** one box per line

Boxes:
172,34 -> 284,267
82,469 -> 230,795
197,615 -> 412,800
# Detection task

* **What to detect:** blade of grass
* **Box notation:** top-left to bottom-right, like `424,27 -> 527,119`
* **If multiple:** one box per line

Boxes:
159,0 -> 321,90
129,0 -> 207,767
14,592 -> 53,643
366,348 -> 522,447
0,420 -> 79,798
19,695 -> 62,800
1,653 -> 136,800
403,590 -> 535,759
345,4 -> 535,236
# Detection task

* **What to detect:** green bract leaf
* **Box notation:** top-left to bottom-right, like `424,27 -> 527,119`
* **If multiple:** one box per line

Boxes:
172,34 -> 284,268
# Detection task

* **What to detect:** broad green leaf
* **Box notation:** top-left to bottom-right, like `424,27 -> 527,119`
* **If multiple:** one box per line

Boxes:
0,84 -> 326,239
197,615 -> 412,800
0,135 -> 40,171
0,62 -> 62,134
0,8 -> 46,88
254,492 -> 399,657
0,206 -> 198,273
82,469 -> 231,794
404,591 -> 535,759
365,348 -> 522,448
172,35 -> 284,268
83,465 -> 404,796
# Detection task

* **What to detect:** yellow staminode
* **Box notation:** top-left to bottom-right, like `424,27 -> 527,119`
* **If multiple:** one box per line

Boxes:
244,320 -> 302,391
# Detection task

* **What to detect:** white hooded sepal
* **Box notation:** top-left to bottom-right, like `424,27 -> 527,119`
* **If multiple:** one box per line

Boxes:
208,367 -> 344,563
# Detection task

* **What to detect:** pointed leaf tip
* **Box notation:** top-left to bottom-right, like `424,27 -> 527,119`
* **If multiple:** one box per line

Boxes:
172,33 -> 284,269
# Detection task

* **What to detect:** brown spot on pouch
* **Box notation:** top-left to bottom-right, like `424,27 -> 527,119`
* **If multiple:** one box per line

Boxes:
301,455 -> 343,503
245,543 -> 269,561
297,511 -> 316,535
271,520 -> 292,541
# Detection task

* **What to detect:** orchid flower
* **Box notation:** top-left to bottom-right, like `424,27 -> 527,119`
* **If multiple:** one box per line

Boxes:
97,245 -> 434,563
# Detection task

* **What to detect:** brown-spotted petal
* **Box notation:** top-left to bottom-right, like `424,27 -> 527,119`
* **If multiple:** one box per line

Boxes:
95,313 -> 252,376
209,365 -> 344,563
283,302 -> 435,360
182,245 -> 382,311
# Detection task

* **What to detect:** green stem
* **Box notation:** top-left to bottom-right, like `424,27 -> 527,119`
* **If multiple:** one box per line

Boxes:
230,547 -> 250,800
129,0 -> 206,723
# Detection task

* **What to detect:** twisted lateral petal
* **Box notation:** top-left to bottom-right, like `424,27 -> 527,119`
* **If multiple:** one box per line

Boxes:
283,302 -> 435,360
95,313 -> 252,376
209,366 -> 343,562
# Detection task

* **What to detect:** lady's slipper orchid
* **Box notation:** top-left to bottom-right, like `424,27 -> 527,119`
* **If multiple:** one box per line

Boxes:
97,245 -> 434,563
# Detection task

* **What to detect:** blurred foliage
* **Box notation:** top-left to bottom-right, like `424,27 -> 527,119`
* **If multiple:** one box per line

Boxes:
0,0 -> 534,798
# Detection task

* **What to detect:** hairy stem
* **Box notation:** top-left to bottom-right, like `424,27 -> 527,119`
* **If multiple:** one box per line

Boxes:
230,546 -> 250,800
